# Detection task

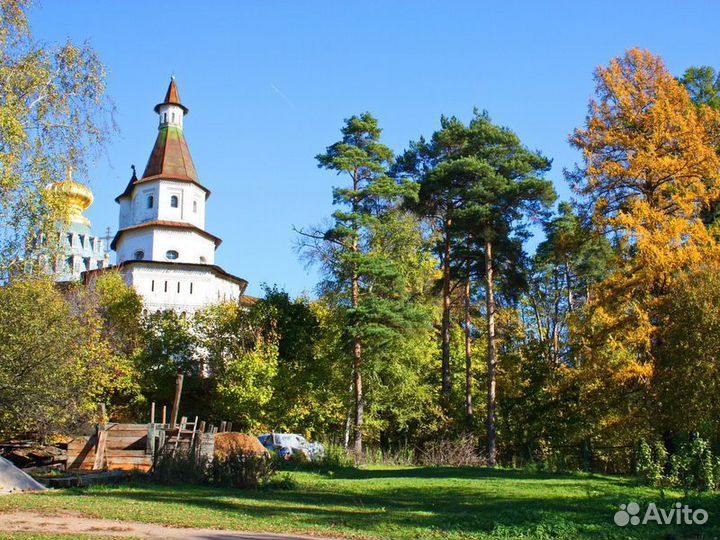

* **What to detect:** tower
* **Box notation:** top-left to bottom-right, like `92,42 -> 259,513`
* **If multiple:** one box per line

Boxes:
47,167 -> 107,281
97,77 -> 247,313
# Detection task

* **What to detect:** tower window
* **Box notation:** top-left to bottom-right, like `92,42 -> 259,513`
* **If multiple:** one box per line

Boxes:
172,112 -> 175,122
134,250 -> 144,260
163,113 -> 167,123
151,280 -> 155,292
166,250 -> 179,260
190,282 -> 193,294
170,195 -> 179,208
147,195 -> 154,209
177,282 -> 181,293
164,281 -> 168,292
193,200 -> 197,213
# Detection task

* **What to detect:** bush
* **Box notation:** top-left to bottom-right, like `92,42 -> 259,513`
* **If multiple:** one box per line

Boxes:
635,436 -> 719,492
209,449 -> 276,489
152,446 -> 209,485
636,439 -> 667,487
153,441 -> 276,489
670,437 -> 717,493
418,436 -> 486,467
320,444 -> 355,469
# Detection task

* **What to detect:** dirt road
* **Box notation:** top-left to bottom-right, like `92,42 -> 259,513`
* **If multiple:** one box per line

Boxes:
0,511 -> 336,539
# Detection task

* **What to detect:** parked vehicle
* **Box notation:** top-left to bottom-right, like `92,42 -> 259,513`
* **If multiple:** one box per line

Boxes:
257,433 -> 325,462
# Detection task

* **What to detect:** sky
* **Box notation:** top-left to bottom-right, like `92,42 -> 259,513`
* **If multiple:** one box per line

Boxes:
28,1 -> 720,297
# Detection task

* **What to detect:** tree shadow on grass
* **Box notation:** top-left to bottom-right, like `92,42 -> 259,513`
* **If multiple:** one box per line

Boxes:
53,475 -> 720,540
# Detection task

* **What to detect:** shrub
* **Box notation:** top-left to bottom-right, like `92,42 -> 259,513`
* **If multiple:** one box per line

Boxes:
418,436 -> 486,467
636,439 -> 667,487
209,449 -> 276,489
320,444 -> 355,469
670,437 -> 717,493
152,446 -> 209,485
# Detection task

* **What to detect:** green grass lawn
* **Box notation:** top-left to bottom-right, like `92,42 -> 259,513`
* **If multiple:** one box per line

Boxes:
1,466 -> 719,539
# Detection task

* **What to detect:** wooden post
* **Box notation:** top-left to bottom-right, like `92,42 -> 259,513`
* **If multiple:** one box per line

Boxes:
198,420 -> 206,433
219,421 -> 226,432
226,422 -> 232,433
161,406 -> 167,426
169,373 -> 184,427
93,404 -> 108,471
150,402 -> 156,424
97,403 -> 107,427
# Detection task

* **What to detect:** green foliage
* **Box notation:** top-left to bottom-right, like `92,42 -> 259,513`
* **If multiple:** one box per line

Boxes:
0,276 -> 141,439
636,439 -> 667,487
209,450 -> 276,489
152,446 -> 209,486
680,65 -> 720,108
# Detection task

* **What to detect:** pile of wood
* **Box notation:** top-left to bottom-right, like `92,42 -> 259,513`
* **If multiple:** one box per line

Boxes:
0,441 -> 66,473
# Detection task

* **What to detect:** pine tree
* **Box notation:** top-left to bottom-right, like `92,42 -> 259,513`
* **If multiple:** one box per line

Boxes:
299,113 -> 422,458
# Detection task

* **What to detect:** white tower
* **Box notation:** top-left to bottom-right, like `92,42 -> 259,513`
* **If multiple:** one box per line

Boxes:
97,78 -> 247,313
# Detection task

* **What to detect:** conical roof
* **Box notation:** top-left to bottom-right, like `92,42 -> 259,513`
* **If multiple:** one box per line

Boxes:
154,77 -> 188,113
142,124 -> 198,181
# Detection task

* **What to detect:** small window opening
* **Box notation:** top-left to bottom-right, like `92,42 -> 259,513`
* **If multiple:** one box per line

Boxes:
193,200 -> 198,213
170,195 -> 179,208
151,280 -> 155,292
164,281 -> 168,293
147,195 -> 154,209
177,282 -> 181,293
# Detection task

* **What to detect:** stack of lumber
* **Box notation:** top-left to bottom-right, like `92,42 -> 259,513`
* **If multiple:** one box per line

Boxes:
0,441 -> 65,472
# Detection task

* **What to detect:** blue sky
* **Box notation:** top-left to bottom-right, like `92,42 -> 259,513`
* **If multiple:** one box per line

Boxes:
29,1 -> 720,296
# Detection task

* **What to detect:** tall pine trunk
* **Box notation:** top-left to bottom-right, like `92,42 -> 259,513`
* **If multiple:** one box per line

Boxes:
440,221 -> 452,403
464,280 -> 474,431
351,175 -> 363,461
485,238 -> 497,466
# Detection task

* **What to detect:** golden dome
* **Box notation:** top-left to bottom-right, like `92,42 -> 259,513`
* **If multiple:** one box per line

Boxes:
48,166 -> 94,226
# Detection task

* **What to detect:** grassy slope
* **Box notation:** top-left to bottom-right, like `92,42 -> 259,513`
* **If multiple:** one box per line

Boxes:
1,466 -> 719,539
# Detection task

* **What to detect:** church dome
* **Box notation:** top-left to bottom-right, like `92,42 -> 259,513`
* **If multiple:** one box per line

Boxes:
48,166 -> 94,226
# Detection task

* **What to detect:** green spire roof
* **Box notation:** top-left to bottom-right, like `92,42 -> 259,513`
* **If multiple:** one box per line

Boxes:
142,125 -> 198,181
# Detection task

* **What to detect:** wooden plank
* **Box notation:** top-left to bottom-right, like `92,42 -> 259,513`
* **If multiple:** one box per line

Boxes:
106,450 -> 152,457
93,429 -> 108,470
106,456 -> 153,465
106,424 -> 149,431
150,402 -> 156,424
106,436 -> 147,448
219,421 -> 226,432
170,373 -> 183,427
106,430 -> 149,438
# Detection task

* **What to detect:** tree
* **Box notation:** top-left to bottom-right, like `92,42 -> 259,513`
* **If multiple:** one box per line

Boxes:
451,112 -> 555,465
0,277 -> 126,440
395,116 -> 473,405
680,66 -> 720,109
299,112 -> 424,457
0,0 -> 113,279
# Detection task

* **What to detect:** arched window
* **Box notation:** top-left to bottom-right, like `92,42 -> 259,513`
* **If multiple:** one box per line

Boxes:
192,200 -> 198,213
170,195 -> 179,208
147,195 -> 154,209
163,113 -> 167,123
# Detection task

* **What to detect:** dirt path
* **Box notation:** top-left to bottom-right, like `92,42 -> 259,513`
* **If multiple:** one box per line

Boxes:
0,511 -> 334,540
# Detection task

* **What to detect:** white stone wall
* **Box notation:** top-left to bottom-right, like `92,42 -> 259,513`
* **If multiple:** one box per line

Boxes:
116,227 -> 215,264
157,103 -> 184,129
118,180 -> 206,230
120,264 -> 241,314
